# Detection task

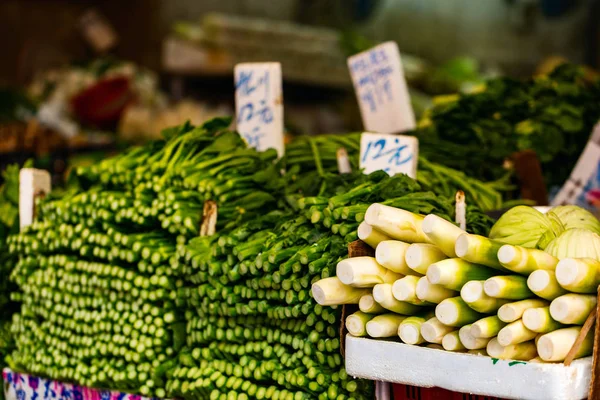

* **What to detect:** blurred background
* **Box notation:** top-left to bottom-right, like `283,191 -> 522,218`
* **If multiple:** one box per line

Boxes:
1,0 -> 599,185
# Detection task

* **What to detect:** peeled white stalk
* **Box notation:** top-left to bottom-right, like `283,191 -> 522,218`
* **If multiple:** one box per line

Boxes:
497,245 -> 558,275
366,314 -> 408,338
345,311 -> 375,337
497,320 -> 537,346
549,293 -> 597,324
421,317 -> 454,344
398,315 -> 429,345
483,276 -> 533,300
455,233 -> 506,270
415,276 -> 456,304
427,259 -> 496,291
497,299 -> 549,323
405,243 -> 447,275
392,276 -> 430,305
336,257 -> 402,287
555,258 -> 600,294
460,280 -> 511,313
358,222 -> 391,249
442,330 -> 466,351
486,338 -> 537,361
312,277 -> 371,305
537,327 -> 594,362
359,294 -> 386,314
364,204 -> 430,243
435,297 -> 484,327
470,316 -> 507,339
375,240 -> 415,275
422,214 -> 466,258
372,283 -> 423,314
522,307 -> 565,333
459,324 -> 491,350
527,270 -> 568,301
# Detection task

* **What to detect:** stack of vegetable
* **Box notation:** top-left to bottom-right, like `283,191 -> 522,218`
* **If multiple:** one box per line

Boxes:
167,164 -> 495,399
415,64 -> 600,188
314,203 -> 600,363
283,132 -> 512,212
5,119 -> 283,397
0,163 -> 24,400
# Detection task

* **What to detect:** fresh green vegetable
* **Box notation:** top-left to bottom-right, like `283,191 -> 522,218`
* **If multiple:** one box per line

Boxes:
549,294 -> 597,324
549,205 -> 600,234
537,327 -> 593,362
522,307 -> 564,333
427,259 -> 496,291
483,276 -> 533,300
415,64 -> 600,189
470,316 -> 506,339
442,330 -> 466,351
527,270 -> 568,301
346,311 -> 375,337
420,317 -> 454,344
392,276 -> 430,306
405,243 -> 447,275
372,284 -> 423,315
497,320 -> 537,346
458,324 -> 490,350
375,240 -> 414,275
497,299 -> 549,323
489,206 -> 563,249
486,338 -> 537,361
365,314 -> 407,338
435,297 -> 484,327
497,244 -> 558,275
415,276 -> 456,304
555,257 -> 600,293
545,229 -> 600,260
312,277 -> 371,305
460,281 -> 510,313
422,213 -> 466,258
336,257 -> 401,287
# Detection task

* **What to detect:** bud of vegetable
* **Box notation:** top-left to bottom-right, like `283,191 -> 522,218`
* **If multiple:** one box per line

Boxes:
489,206 -> 564,250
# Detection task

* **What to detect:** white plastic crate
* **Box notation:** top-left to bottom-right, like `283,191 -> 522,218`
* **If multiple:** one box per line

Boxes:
345,335 -> 592,400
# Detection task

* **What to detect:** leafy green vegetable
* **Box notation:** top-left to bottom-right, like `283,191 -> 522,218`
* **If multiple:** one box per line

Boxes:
415,64 -> 600,188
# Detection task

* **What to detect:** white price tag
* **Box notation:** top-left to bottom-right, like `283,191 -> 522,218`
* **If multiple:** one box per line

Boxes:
19,168 -> 51,229
234,62 -> 284,158
348,41 -> 415,134
359,133 -> 418,178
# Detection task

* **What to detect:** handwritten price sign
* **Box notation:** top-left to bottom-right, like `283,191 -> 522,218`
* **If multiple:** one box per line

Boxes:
348,41 -> 415,134
235,62 -> 284,158
360,133 -> 418,178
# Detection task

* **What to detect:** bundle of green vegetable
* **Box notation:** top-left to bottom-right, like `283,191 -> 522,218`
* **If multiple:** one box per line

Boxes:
315,203 -> 600,364
167,163 -> 495,399
283,132 -> 512,211
415,64 -> 600,188
5,119 -> 288,397
0,163 -> 24,400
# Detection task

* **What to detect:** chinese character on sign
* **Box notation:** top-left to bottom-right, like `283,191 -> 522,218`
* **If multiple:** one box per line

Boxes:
359,132 -> 418,178
234,63 -> 284,158
348,42 -> 415,134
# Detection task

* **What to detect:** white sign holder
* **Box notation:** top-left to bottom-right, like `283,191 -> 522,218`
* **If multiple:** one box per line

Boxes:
19,168 -> 51,230
234,62 -> 285,158
348,41 -> 416,134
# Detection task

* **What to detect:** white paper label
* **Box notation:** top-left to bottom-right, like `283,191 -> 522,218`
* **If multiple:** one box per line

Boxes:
552,122 -> 600,206
348,41 -> 416,134
234,62 -> 284,158
359,133 -> 418,178
19,168 -> 51,229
